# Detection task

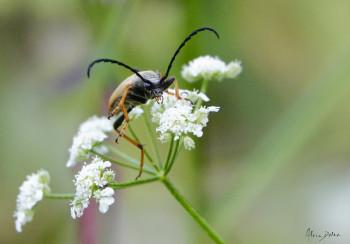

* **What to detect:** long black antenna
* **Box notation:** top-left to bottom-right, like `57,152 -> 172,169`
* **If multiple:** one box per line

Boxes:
160,27 -> 220,82
87,58 -> 152,85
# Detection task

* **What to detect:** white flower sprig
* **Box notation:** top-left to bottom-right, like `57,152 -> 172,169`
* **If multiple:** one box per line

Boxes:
14,170 -> 51,232
70,157 -> 116,219
66,116 -> 113,167
151,89 -> 219,150
181,55 -> 242,82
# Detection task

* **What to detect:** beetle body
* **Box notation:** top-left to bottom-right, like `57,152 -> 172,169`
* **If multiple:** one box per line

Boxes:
108,70 -> 175,130
87,27 -> 220,179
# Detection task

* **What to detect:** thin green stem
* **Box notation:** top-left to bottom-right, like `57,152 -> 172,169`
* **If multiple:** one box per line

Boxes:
142,106 -> 163,170
102,143 -> 158,172
44,177 -> 160,200
128,125 -> 157,169
91,149 -> 157,175
164,138 -> 182,175
45,193 -> 75,200
162,179 -> 225,244
195,79 -> 209,110
110,176 -> 160,189
163,136 -> 175,172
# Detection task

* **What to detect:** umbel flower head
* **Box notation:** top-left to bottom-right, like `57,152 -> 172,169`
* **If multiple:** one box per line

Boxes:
70,157 -> 116,219
66,116 -> 114,167
151,89 -> 219,150
181,55 -> 242,82
14,169 -> 51,232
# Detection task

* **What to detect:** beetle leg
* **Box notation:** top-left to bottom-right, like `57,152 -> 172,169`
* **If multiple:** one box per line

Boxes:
108,83 -> 134,119
115,104 -> 130,143
116,129 -> 144,180
165,89 -> 175,95
173,78 -> 187,101
165,78 -> 193,104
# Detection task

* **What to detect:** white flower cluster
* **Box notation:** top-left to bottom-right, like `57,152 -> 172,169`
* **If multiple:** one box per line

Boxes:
181,55 -> 242,82
14,170 -> 51,232
151,90 -> 219,150
66,116 -> 114,167
70,157 -> 116,219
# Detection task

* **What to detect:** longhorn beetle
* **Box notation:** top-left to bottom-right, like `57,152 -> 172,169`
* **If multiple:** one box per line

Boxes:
87,27 -> 220,179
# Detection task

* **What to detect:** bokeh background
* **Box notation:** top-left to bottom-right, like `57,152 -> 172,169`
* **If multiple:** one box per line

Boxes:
1,0 -> 350,243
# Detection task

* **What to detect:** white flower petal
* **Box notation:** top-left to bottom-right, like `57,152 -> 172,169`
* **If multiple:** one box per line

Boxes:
207,106 -> 220,112
99,196 -> 115,213
101,187 -> 114,197
100,196 -> 115,206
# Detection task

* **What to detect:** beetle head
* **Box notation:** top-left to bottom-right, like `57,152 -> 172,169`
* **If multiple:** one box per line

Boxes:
147,76 -> 175,99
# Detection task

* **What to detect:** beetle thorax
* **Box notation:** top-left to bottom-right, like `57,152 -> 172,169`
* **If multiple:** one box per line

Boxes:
138,70 -> 159,84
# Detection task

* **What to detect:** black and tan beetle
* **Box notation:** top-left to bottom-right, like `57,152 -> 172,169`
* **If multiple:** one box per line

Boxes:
87,27 -> 219,179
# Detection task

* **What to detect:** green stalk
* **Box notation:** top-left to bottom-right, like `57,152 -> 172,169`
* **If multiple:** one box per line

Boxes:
195,79 -> 209,110
102,143 -> 158,172
44,177 -> 159,200
91,149 -> 156,175
142,107 -> 163,170
162,179 -> 225,244
110,176 -> 160,189
164,138 -> 182,175
163,136 -> 175,172
45,193 -> 75,200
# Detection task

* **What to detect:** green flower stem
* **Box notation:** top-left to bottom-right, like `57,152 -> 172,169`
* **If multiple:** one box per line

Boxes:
164,138 -> 182,175
102,143 -> 158,173
162,179 -> 225,244
91,149 -> 157,175
163,136 -> 175,171
45,193 -> 75,200
44,177 -> 160,200
195,78 -> 209,110
142,106 -> 163,170
110,176 -> 160,189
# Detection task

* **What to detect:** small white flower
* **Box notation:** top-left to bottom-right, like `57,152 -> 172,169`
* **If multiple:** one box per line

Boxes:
184,136 -> 195,150
67,116 -> 113,167
158,132 -> 172,143
97,187 -> 115,213
70,157 -> 116,219
14,170 -> 51,232
181,55 -> 242,82
151,90 -> 219,149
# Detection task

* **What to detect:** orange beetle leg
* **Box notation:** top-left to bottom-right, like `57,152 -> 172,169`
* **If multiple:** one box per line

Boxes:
116,129 -> 144,180
108,83 -> 134,119
165,78 -> 192,104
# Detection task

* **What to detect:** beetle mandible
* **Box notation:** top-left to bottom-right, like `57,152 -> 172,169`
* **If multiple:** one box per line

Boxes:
87,27 -> 220,179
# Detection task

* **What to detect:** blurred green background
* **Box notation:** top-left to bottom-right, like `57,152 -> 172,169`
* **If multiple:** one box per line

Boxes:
1,0 -> 350,243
